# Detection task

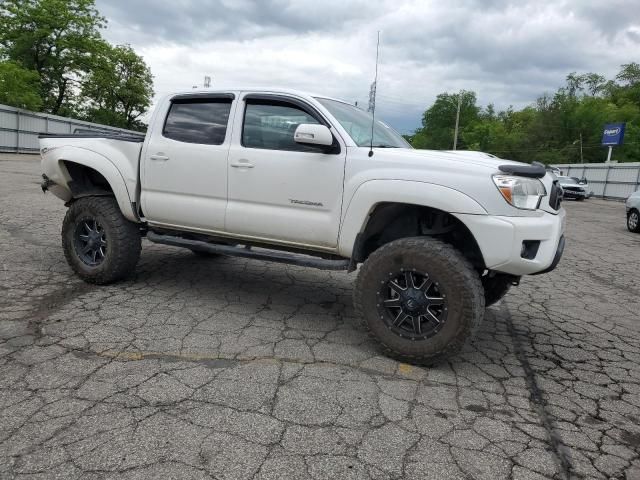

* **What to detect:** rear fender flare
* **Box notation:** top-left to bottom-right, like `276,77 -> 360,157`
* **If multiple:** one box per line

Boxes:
49,146 -> 138,221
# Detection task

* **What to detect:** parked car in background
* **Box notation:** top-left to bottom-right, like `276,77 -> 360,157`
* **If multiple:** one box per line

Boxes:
557,176 -> 589,200
626,190 -> 640,233
571,177 -> 591,198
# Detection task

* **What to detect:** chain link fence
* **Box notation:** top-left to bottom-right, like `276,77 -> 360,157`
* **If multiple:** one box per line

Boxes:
0,103 -> 143,153
551,162 -> 640,200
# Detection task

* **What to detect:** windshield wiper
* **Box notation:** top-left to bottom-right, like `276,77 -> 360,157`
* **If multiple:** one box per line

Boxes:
371,145 -> 399,148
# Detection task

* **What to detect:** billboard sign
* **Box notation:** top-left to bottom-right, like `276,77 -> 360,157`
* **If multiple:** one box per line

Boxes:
601,123 -> 625,146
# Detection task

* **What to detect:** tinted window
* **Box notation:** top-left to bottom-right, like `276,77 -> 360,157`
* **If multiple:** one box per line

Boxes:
242,102 -> 322,152
163,99 -> 232,145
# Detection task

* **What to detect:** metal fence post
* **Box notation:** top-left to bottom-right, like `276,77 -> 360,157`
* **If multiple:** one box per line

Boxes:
16,110 -> 20,153
603,164 -> 612,198
635,165 -> 640,193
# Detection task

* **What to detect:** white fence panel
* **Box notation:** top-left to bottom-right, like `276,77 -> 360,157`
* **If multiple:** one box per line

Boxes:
0,103 -> 142,153
553,162 -> 640,200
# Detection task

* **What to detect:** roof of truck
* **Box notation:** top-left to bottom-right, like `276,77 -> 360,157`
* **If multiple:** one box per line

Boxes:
166,87 -> 347,104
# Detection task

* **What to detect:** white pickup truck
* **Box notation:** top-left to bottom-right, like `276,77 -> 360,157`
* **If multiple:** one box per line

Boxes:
40,87 -> 565,364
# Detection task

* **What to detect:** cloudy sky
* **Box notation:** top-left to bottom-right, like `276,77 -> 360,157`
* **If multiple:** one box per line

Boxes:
96,0 -> 640,133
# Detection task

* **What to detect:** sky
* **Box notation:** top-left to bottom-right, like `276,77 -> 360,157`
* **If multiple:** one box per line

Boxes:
96,0 -> 640,134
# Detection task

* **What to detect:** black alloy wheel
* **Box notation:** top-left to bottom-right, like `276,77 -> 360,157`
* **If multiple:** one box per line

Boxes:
74,218 -> 107,266
377,270 -> 447,340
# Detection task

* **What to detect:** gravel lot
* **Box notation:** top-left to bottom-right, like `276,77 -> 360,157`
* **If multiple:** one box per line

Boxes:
1,153 -> 639,480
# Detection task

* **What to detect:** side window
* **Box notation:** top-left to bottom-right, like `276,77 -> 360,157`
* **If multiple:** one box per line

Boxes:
242,101 -> 323,152
163,99 -> 232,145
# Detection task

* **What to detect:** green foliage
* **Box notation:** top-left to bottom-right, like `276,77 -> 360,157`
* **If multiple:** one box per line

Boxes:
0,61 -> 42,110
411,66 -> 640,163
0,0 -> 153,129
82,44 -> 153,130
0,0 -> 105,114
412,90 -> 479,150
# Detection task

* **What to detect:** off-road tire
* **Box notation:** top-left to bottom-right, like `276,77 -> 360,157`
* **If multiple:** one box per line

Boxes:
354,237 -> 485,365
62,196 -> 141,284
628,209 -> 640,233
482,274 -> 513,307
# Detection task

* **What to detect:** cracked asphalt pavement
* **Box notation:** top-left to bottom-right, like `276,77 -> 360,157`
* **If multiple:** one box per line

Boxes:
1,154 -> 640,479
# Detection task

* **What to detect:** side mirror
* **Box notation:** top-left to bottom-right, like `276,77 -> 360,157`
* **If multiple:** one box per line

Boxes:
294,124 -> 333,147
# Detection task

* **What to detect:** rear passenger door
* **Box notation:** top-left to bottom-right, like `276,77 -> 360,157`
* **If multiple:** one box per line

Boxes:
141,93 -> 235,232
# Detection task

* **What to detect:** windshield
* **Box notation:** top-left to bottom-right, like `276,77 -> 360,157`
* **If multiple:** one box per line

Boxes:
316,98 -> 411,149
559,177 -> 578,184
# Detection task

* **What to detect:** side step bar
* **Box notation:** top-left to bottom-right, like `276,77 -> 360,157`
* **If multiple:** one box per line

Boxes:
147,232 -> 351,271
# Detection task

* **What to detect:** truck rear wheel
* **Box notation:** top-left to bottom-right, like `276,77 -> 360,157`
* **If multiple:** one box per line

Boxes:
354,237 -> 484,365
62,197 -> 141,284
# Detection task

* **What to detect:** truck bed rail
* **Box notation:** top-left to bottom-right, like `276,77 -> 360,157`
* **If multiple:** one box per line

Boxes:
38,132 -> 145,142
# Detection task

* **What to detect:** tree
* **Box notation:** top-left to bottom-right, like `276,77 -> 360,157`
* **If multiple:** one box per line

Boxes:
0,0 -> 105,114
0,61 -> 42,110
616,63 -> 640,86
412,90 -> 479,150
582,73 -> 606,96
81,44 -> 153,130
616,63 -> 640,108
565,72 -> 584,97
409,63 -> 640,163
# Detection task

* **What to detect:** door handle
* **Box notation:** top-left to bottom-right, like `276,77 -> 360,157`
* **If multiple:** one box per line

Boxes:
230,160 -> 254,168
150,154 -> 169,161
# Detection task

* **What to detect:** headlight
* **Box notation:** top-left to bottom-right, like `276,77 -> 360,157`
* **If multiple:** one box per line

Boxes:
492,175 -> 546,210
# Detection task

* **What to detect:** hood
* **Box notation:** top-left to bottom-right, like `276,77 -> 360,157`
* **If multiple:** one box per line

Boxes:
375,148 -> 523,172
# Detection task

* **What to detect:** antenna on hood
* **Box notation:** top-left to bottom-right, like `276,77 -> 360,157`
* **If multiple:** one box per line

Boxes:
368,31 -> 380,158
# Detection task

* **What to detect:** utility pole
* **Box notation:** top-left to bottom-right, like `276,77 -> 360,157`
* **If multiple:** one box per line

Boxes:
579,132 -> 583,163
453,92 -> 462,150
573,133 -> 585,162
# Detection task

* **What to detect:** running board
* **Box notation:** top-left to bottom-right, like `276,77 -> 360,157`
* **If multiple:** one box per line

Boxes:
147,232 -> 351,271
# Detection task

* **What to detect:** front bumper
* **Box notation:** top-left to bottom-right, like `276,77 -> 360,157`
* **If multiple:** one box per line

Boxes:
454,208 -> 566,276
562,189 -> 586,199
531,234 -> 564,275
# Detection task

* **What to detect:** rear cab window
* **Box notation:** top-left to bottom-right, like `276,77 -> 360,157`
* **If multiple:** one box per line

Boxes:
163,97 -> 233,145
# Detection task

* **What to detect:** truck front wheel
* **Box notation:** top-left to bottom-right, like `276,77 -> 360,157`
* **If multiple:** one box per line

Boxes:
354,237 -> 484,365
482,274 -> 514,307
62,197 -> 141,284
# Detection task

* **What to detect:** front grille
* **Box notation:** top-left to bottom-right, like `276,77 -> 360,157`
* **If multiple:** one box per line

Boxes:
549,181 -> 563,210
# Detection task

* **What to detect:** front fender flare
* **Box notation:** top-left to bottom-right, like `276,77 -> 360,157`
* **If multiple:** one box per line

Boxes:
337,180 -> 487,257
